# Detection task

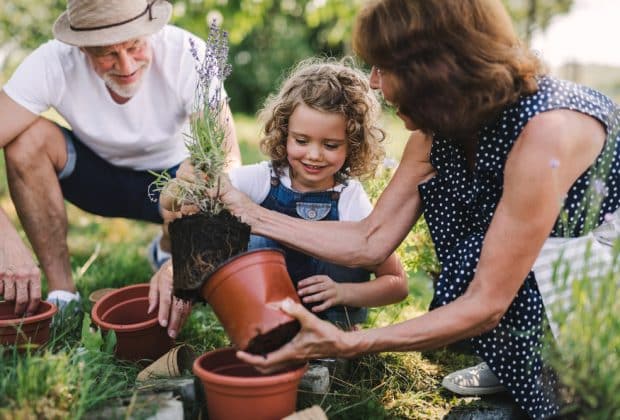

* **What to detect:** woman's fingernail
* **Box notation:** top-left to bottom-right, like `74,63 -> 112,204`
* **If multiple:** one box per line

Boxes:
168,329 -> 177,338
160,319 -> 168,327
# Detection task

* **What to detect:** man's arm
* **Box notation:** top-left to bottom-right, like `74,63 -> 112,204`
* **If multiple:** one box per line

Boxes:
0,90 -> 41,314
0,90 -> 38,148
0,201 -> 41,315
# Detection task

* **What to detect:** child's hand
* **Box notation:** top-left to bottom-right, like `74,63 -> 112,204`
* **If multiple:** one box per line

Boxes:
297,275 -> 344,312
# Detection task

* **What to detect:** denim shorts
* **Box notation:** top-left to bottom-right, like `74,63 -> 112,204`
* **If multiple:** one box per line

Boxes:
57,126 -> 180,224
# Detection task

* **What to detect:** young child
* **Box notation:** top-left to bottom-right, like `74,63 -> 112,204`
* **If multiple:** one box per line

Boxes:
228,58 -> 408,328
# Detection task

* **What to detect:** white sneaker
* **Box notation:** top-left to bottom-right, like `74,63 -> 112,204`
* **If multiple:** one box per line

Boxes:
46,290 -> 81,312
147,233 -> 171,272
441,362 -> 506,396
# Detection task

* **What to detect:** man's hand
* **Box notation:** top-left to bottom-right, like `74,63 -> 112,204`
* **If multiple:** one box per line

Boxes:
236,298 -> 348,374
0,231 -> 41,316
148,259 -> 192,338
297,275 -> 344,313
160,159 -> 257,225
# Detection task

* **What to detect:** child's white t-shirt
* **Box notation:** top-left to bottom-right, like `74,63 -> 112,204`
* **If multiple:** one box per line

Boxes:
229,161 -> 373,221
2,25 -> 211,171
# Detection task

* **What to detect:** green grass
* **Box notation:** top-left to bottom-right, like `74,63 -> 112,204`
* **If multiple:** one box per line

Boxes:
0,114 -> 483,419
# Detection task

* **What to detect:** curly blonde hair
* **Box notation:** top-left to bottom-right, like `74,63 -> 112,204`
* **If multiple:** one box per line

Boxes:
258,57 -> 385,182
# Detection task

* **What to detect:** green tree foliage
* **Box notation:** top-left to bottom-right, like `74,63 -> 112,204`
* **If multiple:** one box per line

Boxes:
170,0 -> 363,113
502,0 -> 574,43
0,0 -> 64,49
1,0 -> 575,110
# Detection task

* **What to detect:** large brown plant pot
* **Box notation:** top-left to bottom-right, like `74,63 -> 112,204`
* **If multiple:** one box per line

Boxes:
202,249 -> 301,354
91,283 -> 174,362
0,301 -> 57,350
169,211 -> 251,301
193,347 -> 307,420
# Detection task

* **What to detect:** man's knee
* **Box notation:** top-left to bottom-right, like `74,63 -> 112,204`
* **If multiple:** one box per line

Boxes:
5,119 -> 66,172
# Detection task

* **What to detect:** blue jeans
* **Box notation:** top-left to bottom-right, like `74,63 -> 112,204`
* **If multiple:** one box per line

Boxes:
56,126 -> 180,224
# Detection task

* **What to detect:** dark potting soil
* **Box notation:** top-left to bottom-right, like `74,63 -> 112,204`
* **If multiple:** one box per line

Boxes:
169,210 -> 250,300
245,319 -> 301,355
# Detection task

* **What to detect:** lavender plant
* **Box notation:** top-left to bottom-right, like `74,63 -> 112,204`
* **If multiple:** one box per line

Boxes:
151,20 -> 232,215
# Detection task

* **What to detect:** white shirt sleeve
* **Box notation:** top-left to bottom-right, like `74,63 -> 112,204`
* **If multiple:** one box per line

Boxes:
228,161 -> 272,204
337,180 -> 373,221
3,41 -> 65,115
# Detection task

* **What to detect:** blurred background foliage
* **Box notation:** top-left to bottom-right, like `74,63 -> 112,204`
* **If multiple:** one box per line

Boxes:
1,0 -> 574,114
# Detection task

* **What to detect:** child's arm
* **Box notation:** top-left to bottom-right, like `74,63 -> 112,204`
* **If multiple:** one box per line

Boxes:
297,252 -> 407,312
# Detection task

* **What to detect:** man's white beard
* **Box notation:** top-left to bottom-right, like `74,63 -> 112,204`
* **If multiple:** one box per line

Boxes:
102,61 -> 150,99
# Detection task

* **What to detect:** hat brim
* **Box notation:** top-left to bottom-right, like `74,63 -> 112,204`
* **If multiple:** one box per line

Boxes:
52,1 -> 172,47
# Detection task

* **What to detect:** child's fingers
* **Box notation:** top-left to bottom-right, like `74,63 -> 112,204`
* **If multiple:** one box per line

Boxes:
302,292 -> 325,303
298,278 -> 331,297
303,289 -> 337,305
297,275 -> 324,288
298,284 -> 324,297
311,301 -> 332,312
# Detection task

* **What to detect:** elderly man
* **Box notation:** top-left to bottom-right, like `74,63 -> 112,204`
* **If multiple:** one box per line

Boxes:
0,0 -> 240,316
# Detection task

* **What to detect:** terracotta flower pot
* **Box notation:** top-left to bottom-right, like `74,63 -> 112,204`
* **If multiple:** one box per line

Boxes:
0,301 -> 57,350
201,249 -> 301,354
91,283 -> 174,362
193,347 -> 307,420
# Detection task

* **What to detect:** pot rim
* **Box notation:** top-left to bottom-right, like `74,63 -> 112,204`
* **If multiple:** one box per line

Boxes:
0,300 -> 57,327
91,284 -> 158,332
201,248 -> 286,298
207,248 -> 285,280
193,347 -> 307,388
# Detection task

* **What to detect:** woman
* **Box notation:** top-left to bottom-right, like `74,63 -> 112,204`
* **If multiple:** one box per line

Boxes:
179,1 -> 620,418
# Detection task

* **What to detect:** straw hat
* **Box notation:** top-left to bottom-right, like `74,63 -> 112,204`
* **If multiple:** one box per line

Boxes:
53,0 -> 172,47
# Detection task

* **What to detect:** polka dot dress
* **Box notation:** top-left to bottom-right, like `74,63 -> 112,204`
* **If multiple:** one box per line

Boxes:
419,76 -> 620,419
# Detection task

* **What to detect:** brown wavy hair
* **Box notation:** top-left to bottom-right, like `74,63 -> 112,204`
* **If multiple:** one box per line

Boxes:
353,0 -> 545,142
258,57 -> 385,182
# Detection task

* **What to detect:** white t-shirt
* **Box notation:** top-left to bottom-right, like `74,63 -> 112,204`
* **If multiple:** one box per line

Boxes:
229,161 -> 373,221
3,25 -> 212,170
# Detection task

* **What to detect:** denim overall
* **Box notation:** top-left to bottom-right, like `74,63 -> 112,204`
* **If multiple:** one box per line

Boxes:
248,171 -> 371,328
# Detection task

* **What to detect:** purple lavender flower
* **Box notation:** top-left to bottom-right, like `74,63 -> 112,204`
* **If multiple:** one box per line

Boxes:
189,20 -> 232,113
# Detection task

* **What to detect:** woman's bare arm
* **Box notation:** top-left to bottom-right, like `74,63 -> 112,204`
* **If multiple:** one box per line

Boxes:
223,131 -> 435,267
238,110 -> 606,371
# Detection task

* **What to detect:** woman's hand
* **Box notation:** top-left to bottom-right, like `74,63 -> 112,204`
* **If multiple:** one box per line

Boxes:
236,298 -> 350,374
297,275 -> 344,312
147,259 -> 192,338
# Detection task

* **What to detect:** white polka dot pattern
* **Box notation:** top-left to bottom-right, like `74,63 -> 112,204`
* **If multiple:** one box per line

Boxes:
418,76 -> 620,419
